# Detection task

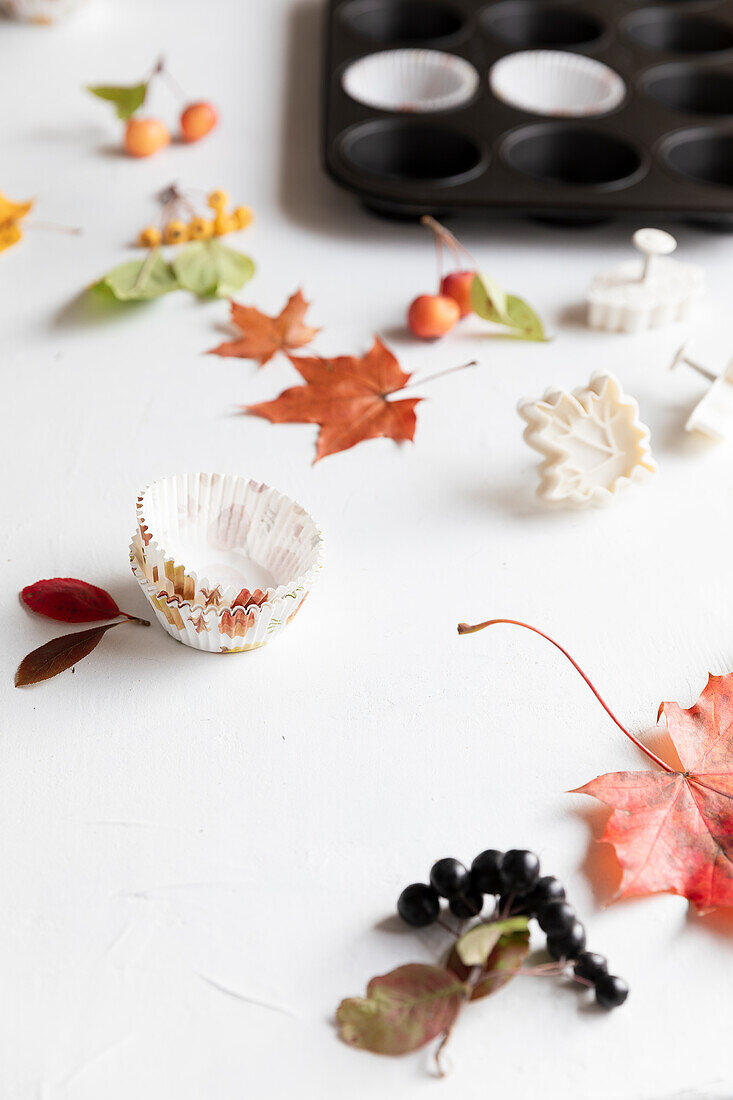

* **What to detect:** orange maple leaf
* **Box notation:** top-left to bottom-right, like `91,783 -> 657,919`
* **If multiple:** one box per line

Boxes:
245,338 -> 422,462
209,289 -> 319,367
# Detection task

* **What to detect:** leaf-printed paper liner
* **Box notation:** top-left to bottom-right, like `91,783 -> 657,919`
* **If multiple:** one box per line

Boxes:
130,543 -> 313,654
135,474 -> 324,609
518,373 -> 656,508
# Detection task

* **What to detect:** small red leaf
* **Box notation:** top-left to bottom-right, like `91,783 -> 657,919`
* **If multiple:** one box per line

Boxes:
15,624 -> 119,686
22,578 -> 121,623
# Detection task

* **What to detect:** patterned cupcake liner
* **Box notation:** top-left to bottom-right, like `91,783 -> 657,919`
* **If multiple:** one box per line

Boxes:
130,550 -> 311,652
131,473 -> 324,652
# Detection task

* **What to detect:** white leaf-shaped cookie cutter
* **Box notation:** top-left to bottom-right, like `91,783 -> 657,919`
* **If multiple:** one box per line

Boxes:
518,372 -> 656,508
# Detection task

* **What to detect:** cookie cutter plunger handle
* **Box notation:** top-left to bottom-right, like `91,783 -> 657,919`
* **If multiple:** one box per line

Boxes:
633,228 -> 677,283
671,343 -> 717,383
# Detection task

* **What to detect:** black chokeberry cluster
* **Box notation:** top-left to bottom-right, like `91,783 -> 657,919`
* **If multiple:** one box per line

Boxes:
397,848 -> 628,1011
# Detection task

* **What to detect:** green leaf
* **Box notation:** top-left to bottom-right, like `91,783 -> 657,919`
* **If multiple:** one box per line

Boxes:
503,294 -> 547,342
447,926 -> 530,1002
91,249 -> 180,302
472,273 -> 547,341
471,272 -> 511,325
455,917 -> 529,968
172,240 -> 255,298
337,964 -> 466,1056
87,81 -> 148,120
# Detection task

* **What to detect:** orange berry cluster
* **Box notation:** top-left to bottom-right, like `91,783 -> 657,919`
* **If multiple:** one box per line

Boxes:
138,190 -> 253,248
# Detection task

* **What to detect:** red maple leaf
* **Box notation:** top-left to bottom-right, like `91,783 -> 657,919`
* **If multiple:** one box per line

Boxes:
458,619 -> 733,913
209,289 -> 319,367
245,338 -> 422,462
574,674 -> 733,911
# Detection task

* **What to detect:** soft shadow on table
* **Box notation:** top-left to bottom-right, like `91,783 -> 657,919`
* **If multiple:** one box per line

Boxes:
458,476 -> 576,521
52,288 -> 149,329
651,400 -> 718,458
572,722 -> 683,907
280,0 -> 373,237
688,905 -> 733,939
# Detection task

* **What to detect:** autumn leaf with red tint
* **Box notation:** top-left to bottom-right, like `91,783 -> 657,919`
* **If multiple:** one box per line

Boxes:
209,289 -> 319,367
246,338 -> 423,463
22,578 -> 130,623
15,618 -> 150,687
458,618 -> 733,913
17,578 -> 149,686
574,674 -> 733,912
337,965 -> 466,1056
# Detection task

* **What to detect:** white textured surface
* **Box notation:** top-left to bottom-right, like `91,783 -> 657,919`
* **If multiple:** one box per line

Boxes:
3,1 -> 733,1098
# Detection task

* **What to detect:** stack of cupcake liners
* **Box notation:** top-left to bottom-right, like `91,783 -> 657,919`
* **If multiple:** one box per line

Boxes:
131,474 -> 324,653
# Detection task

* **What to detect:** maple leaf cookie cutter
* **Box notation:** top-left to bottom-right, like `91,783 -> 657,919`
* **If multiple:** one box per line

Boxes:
518,372 -> 656,508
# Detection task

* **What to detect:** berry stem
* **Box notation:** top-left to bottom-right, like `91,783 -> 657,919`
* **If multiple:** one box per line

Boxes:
437,917 -> 460,939
421,215 -> 479,273
457,618 -> 673,773
152,56 -> 188,102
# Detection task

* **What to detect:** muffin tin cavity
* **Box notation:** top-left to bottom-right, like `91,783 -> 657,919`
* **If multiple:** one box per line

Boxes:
323,0 -> 733,221
340,119 -> 485,181
342,48 -> 480,112
482,2 -> 605,49
503,125 -> 644,187
662,128 -> 733,187
643,64 -> 733,115
490,51 -> 626,117
340,0 -> 465,42
623,9 -> 733,54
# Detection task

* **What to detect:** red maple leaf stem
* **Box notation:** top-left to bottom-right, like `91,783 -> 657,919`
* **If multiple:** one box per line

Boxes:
457,618 -> 674,773
406,360 -> 477,391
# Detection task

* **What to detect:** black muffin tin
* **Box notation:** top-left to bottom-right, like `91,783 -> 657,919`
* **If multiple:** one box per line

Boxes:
322,0 -> 733,221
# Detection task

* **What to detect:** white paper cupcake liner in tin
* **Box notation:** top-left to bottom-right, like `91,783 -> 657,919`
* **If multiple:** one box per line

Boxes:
341,49 -> 480,113
489,51 -> 626,118
0,0 -> 88,21
132,474 -> 324,652
130,550 -> 313,653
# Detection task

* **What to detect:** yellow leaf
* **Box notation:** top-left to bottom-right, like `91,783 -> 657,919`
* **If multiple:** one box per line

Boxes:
0,222 -> 22,253
0,190 -> 32,224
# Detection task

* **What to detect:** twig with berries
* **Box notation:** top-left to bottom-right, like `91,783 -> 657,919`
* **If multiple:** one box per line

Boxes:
337,848 -> 628,1075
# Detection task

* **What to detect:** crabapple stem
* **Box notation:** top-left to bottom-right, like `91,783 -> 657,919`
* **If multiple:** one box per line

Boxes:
457,618 -> 673,773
